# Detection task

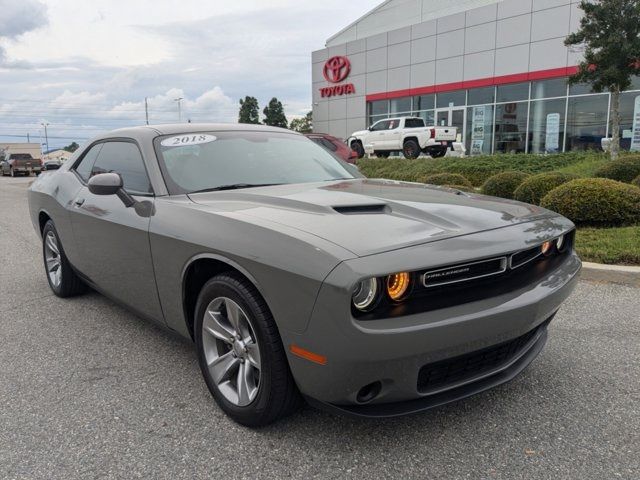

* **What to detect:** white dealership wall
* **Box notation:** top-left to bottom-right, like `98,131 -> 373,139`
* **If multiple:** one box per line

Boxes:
312,0 -> 585,140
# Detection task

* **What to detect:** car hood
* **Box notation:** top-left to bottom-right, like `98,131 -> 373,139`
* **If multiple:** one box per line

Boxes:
189,179 -> 556,257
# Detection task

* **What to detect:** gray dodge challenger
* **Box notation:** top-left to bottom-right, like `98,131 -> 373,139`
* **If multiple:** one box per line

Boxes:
28,123 -> 581,426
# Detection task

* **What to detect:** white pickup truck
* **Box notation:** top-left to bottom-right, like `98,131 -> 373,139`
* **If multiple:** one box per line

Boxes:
349,117 -> 458,159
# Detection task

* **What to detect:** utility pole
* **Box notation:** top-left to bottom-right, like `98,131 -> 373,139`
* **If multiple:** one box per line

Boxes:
145,97 -> 149,125
41,122 -> 49,153
174,97 -> 184,122
27,133 -> 30,142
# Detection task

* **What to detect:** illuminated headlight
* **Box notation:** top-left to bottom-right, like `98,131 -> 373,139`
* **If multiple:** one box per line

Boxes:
556,234 -> 566,251
386,272 -> 411,301
541,241 -> 553,256
352,278 -> 379,311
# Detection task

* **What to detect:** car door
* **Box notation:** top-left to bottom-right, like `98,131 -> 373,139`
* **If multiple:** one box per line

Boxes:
368,120 -> 390,149
68,139 -> 163,320
380,119 -> 402,149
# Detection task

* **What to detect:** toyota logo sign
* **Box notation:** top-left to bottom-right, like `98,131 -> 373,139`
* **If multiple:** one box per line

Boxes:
323,56 -> 351,83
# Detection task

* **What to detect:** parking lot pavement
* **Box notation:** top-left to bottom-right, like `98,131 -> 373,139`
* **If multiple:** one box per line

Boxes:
0,175 -> 638,480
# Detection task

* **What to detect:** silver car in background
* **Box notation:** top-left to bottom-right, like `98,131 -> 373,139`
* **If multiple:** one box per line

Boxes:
28,124 -> 581,426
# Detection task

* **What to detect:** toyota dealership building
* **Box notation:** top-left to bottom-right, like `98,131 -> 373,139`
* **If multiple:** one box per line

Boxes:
312,0 -> 640,155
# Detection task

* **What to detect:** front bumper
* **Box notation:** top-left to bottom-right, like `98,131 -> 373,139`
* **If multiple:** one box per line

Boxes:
282,232 -> 581,417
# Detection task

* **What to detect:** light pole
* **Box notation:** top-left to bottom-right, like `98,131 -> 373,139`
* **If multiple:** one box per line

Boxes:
174,97 -> 184,122
41,122 -> 50,153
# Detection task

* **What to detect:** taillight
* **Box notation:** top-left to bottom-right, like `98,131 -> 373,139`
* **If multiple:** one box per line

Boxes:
429,128 -> 436,139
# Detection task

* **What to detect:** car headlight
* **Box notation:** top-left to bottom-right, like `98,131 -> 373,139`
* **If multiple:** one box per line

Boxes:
386,272 -> 410,301
556,234 -> 565,251
540,240 -> 553,256
352,278 -> 379,311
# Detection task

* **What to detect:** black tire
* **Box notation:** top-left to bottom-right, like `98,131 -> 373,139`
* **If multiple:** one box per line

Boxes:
194,273 -> 302,427
351,141 -> 365,159
402,139 -> 420,159
427,146 -> 447,158
24,171 -> 31,177
375,151 -> 390,159
42,220 -> 86,297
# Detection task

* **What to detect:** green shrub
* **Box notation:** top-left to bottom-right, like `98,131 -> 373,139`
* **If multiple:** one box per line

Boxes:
632,175 -> 640,188
594,157 -> 640,183
541,178 -> 640,227
421,173 -> 472,187
513,172 -> 580,205
481,171 -> 531,199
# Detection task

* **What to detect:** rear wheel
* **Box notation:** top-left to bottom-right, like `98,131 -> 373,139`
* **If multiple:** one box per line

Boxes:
42,220 -> 86,297
351,141 -> 365,159
402,139 -> 420,159
426,146 -> 447,158
195,273 -> 302,427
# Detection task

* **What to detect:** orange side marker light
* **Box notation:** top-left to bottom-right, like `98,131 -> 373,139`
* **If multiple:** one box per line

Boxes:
290,344 -> 327,365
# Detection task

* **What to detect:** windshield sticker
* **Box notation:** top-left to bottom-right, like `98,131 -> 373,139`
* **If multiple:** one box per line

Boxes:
161,134 -> 217,147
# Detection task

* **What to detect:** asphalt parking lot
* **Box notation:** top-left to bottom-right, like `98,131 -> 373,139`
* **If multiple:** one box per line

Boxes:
0,175 -> 638,479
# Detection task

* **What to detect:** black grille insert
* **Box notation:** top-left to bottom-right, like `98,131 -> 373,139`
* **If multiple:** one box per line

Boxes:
422,257 -> 507,287
417,322 -> 546,394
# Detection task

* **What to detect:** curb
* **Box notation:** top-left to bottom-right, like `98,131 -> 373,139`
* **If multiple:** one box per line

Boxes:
580,262 -> 640,287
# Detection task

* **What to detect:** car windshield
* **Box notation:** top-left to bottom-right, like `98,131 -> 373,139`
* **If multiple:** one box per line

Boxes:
154,130 -> 357,194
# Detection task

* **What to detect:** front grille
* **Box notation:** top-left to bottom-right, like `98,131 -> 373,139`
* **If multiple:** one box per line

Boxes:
422,256 -> 507,287
417,322 -> 546,394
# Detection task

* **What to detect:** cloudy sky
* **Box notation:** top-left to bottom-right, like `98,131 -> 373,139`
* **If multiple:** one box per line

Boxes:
0,0 -> 376,149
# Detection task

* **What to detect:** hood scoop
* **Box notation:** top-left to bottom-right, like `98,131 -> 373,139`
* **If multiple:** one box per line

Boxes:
332,204 -> 390,215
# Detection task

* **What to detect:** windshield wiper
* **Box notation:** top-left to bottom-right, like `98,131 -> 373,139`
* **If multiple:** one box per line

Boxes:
190,183 -> 283,194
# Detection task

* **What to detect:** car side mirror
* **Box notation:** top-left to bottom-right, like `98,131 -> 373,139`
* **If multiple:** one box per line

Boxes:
88,172 -> 135,207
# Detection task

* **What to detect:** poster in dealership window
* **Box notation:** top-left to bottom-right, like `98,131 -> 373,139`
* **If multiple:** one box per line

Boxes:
545,113 -> 560,152
631,95 -> 640,152
472,106 -> 486,140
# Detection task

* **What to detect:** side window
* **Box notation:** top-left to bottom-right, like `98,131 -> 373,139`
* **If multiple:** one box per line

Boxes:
74,143 -> 103,182
388,120 -> 398,129
321,138 -> 338,152
405,118 -> 425,128
371,120 -> 389,131
91,141 -> 152,194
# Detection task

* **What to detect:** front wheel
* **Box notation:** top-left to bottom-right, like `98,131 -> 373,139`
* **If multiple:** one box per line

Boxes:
351,141 -> 365,159
195,273 -> 302,427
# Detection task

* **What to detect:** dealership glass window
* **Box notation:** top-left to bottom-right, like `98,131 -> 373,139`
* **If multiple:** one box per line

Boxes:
494,102 -> 528,154
369,100 -> 389,116
566,94 -> 609,151
528,99 -> 566,153
413,110 -> 435,125
531,78 -> 567,99
368,114 -> 389,126
436,90 -> 466,108
467,87 -> 495,105
413,94 -> 435,111
569,82 -> 601,96
390,97 -> 412,114
612,91 -> 640,151
496,82 -> 529,103
466,105 -> 494,155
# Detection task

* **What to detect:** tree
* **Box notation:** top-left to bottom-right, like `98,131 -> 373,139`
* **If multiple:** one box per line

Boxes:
289,111 -> 312,133
262,97 -> 288,128
63,142 -> 79,152
238,96 -> 260,124
565,0 -> 640,160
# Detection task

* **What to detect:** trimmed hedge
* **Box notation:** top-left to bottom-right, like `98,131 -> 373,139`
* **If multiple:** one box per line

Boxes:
513,172 -> 579,205
632,175 -> 640,188
357,151 -> 617,187
481,171 -> 530,199
594,157 -> 640,183
541,178 -> 640,227
421,173 -> 472,187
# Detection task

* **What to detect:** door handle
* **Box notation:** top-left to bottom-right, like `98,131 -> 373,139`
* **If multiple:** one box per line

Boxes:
74,198 -> 85,207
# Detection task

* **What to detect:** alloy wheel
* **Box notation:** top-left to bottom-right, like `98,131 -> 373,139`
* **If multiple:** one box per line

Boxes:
44,231 -> 62,288
201,297 -> 261,407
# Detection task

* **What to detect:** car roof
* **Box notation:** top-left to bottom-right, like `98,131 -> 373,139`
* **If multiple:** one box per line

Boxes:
102,123 -> 298,138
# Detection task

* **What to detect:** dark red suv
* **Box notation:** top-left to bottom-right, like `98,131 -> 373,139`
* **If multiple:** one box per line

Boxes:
305,133 -> 358,164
